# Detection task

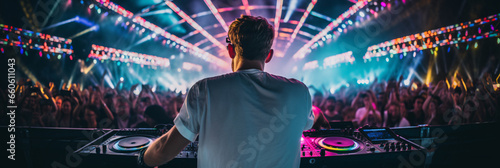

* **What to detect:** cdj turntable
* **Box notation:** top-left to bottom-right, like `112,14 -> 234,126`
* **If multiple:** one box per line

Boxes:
300,128 -> 426,168
75,128 -> 197,168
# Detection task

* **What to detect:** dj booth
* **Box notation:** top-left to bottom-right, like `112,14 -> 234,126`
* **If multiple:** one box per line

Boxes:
3,122 -> 497,168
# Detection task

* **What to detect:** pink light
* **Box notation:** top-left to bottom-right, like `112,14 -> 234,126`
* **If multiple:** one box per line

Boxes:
381,2 -> 386,7
241,0 -> 251,16
274,0 -> 284,41
284,0 -> 317,55
293,0 -> 369,59
166,1 -> 226,51
204,0 -> 229,32
93,0 -> 229,69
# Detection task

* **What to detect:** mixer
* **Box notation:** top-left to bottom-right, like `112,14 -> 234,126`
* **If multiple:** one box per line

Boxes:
300,128 -> 425,167
75,127 -> 425,168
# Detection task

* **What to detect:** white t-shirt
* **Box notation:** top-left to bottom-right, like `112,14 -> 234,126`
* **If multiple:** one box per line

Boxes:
174,69 -> 314,168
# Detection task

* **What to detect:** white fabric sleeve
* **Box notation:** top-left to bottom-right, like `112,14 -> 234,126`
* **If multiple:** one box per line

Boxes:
174,80 -> 206,142
303,86 -> 314,130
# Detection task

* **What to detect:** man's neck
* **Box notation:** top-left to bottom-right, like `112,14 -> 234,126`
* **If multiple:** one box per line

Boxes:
233,56 -> 264,72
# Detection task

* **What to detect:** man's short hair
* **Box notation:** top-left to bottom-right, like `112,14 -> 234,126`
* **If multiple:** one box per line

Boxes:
228,15 -> 274,60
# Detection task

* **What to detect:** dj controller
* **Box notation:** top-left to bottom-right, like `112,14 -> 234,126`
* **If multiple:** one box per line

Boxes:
75,127 -> 425,168
299,128 -> 425,167
75,128 -> 198,168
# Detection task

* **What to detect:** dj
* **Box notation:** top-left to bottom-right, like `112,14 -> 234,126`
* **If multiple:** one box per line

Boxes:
138,15 -> 314,168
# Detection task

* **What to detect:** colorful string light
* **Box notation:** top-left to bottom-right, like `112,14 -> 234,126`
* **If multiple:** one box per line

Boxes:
88,44 -> 170,68
241,0 -> 252,16
274,0 -> 284,42
323,51 -> 355,68
364,13 -> 500,60
0,24 -> 73,57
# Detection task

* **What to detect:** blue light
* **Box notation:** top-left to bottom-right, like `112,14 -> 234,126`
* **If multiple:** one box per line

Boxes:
284,0 -> 299,23
80,0 -> 83,4
447,47 -> 450,53
74,16 -> 96,27
47,54 -> 50,59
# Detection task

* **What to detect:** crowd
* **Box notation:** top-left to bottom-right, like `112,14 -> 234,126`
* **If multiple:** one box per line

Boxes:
2,71 -> 182,129
310,74 -> 499,129
2,71 -> 498,129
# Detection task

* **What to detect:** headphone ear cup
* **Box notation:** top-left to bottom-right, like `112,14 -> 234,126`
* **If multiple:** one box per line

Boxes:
227,44 -> 236,58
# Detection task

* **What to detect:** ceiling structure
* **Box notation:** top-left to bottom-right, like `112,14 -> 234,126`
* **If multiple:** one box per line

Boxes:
85,0 -> 360,70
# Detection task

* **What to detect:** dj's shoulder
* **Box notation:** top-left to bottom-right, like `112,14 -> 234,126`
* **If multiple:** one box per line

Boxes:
268,74 -> 307,88
200,72 -> 238,82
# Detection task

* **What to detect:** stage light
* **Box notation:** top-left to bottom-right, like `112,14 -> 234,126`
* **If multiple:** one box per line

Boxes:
386,58 -> 389,62
359,11 -> 365,17
274,0 -> 284,41
364,13 -> 500,60
165,1 -> 225,50
284,0 -> 298,22
284,0 -> 317,53
204,0 -> 229,32
404,79 -> 410,86
182,62 -> 203,72
323,51 -> 355,68
241,0 -> 251,16
293,0 -> 369,59
93,0 -> 229,69
303,60 -> 319,70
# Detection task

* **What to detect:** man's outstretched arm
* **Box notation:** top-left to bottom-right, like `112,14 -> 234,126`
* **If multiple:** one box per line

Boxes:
142,125 -> 192,167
